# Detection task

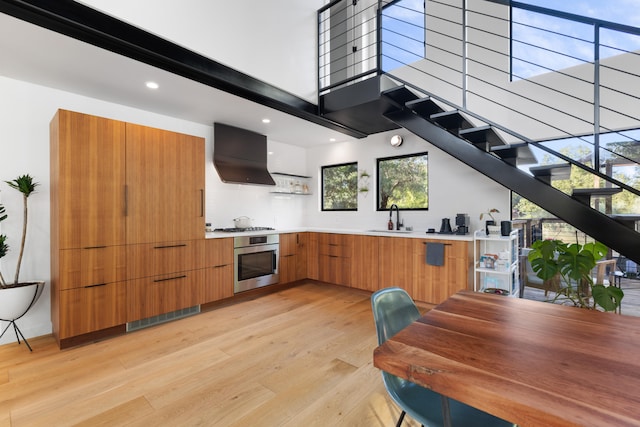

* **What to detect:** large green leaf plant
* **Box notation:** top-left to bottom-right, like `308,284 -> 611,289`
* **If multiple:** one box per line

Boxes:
528,239 -> 623,312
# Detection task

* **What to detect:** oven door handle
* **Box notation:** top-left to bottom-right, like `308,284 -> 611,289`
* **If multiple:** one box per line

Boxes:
273,252 -> 277,270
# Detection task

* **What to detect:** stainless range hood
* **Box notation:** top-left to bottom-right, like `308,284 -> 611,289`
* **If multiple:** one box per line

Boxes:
213,123 -> 275,186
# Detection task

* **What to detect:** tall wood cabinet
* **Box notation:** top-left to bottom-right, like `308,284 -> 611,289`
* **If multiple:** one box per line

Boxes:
51,109 -> 205,347
51,110 -> 128,343
125,123 -> 204,244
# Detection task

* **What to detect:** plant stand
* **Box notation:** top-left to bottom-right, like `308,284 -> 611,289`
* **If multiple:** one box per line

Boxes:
0,319 -> 34,351
0,281 -> 45,351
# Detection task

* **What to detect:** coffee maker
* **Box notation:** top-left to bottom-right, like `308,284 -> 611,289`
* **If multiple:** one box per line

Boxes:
455,213 -> 470,235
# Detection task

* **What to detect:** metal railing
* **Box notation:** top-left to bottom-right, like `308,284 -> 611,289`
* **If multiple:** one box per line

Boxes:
318,0 -> 640,214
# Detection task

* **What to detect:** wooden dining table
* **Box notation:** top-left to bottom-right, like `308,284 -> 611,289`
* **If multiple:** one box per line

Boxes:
373,290 -> 640,427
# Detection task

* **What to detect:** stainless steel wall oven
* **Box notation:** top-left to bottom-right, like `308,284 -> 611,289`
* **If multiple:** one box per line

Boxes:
234,234 -> 279,293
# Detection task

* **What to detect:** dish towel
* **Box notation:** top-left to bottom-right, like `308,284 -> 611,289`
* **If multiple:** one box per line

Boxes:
426,242 -> 445,266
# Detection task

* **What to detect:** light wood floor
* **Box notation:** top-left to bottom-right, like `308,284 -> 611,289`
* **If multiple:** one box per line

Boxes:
0,283 -> 430,427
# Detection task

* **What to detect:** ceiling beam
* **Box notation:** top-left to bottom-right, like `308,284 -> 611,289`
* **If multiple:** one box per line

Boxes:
0,0 -> 367,138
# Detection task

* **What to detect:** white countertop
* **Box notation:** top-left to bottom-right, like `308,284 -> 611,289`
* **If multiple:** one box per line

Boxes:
205,227 -> 474,241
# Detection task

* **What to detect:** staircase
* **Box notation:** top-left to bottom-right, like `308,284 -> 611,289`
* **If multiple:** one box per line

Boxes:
320,78 -> 640,263
383,86 -> 640,263
318,0 -> 640,265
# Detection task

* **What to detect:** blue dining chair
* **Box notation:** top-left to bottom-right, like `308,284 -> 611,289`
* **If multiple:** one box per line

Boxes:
371,287 -> 516,427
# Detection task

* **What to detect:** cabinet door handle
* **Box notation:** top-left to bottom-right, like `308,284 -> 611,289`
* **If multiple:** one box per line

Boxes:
200,189 -> 204,217
154,275 -> 187,283
213,264 -> 227,269
124,185 -> 128,216
85,283 -> 107,288
83,245 -> 107,250
154,244 -> 187,249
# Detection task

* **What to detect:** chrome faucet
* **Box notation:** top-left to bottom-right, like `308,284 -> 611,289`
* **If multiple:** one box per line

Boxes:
390,204 -> 401,230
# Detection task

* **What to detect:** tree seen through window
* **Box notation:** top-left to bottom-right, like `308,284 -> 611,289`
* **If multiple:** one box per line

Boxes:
377,152 -> 428,210
322,162 -> 358,211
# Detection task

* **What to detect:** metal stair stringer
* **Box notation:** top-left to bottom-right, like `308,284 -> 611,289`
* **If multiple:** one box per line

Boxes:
384,108 -> 640,264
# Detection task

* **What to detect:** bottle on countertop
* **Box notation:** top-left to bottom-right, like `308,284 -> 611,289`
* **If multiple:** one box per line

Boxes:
388,219 -> 394,230
205,223 -> 213,232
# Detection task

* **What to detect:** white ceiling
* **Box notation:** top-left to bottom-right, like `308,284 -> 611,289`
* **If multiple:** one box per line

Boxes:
0,12 -> 354,147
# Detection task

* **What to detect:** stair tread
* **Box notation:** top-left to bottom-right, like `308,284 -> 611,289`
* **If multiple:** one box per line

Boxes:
572,187 -> 622,196
530,163 -> 572,174
381,86 -> 420,109
406,97 -> 445,118
610,214 -> 640,220
491,143 -> 537,165
459,125 -> 506,147
430,110 -> 474,131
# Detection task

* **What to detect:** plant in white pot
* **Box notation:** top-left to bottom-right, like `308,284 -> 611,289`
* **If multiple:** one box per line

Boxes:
0,174 -> 45,351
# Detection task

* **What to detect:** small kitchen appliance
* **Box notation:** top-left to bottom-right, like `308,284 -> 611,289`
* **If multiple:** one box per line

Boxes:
439,218 -> 453,234
455,213 -> 470,235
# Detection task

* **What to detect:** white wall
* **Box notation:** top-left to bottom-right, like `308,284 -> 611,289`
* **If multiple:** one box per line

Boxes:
306,129 -> 510,232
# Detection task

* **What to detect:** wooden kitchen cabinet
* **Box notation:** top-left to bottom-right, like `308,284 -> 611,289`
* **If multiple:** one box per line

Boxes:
51,109 -> 126,250
58,281 -> 127,338
51,109 -> 206,347
306,233 -> 320,280
58,246 -> 127,290
126,240 -> 205,280
351,235 -> 379,291
279,232 -> 308,284
378,236 -> 414,293
412,239 -> 472,304
51,110 -> 127,344
318,233 -> 353,286
127,269 -> 204,322
203,238 -> 234,303
125,123 -> 205,244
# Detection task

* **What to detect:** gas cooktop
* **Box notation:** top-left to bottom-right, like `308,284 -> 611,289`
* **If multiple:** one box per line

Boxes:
213,227 -> 275,232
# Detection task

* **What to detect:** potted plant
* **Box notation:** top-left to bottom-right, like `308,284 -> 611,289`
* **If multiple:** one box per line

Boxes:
0,174 -> 45,350
528,239 -> 623,312
359,169 -> 370,195
479,208 -> 500,235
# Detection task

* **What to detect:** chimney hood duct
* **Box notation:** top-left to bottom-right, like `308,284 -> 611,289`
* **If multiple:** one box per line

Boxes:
213,123 -> 275,186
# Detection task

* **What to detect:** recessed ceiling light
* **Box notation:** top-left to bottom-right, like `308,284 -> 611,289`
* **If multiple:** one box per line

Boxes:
268,151 -> 274,155
262,118 -> 271,123
145,81 -> 159,89
329,138 -> 336,142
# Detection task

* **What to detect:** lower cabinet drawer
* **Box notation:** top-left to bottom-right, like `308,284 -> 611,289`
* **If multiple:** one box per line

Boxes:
58,282 -> 127,339
126,240 -> 205,280
203,264 -> 234,303
59,246 -> 126,290
127,269 -> 204,322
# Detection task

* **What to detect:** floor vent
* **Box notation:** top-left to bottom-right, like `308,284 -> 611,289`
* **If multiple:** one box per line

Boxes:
127,305 -> 200,332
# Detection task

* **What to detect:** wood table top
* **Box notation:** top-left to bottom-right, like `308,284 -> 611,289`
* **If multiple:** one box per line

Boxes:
373,290 -> 640,427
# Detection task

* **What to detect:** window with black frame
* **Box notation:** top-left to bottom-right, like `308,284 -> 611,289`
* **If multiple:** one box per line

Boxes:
321,162 -> 358,211
377,152 -> 428,210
